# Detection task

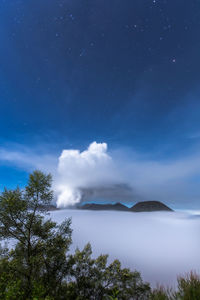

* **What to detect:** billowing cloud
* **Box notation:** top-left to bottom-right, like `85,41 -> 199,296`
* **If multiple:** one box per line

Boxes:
55,142 -> 129,207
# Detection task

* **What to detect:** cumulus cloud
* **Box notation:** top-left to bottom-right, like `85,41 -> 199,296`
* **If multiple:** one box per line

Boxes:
55,142 -> 128,207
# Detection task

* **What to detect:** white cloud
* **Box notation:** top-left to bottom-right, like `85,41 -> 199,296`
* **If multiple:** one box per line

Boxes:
56,142 -> 123,207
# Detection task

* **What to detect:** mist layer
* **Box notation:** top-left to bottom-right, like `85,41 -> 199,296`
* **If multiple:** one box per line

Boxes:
50,210 -> 200,287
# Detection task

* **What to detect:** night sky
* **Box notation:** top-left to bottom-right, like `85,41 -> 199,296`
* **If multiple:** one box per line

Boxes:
1,0 -> 200,200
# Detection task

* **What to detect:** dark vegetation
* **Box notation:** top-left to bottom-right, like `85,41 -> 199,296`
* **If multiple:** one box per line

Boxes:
0,171 -> 198,299
80,201 -> 173,212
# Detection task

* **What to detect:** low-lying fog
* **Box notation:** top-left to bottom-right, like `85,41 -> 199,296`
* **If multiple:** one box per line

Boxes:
50,210 -> 200,288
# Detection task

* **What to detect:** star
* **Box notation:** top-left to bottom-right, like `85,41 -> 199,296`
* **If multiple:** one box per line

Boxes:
80,49 -> 86,57
69,14 -> 74,21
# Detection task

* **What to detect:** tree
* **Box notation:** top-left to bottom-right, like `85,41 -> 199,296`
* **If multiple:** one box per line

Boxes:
175,272 -> 200,300
150,273 -> 200,300
0,171 -> 72,299
150,286 -> 172,300
67,243 -> 150,300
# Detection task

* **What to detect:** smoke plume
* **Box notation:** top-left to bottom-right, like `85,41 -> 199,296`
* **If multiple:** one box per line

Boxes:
56,142 -> 133,207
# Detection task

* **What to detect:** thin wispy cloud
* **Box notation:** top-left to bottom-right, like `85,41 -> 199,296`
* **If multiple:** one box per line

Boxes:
188,132 -> 200,139
0,145 -> 57,173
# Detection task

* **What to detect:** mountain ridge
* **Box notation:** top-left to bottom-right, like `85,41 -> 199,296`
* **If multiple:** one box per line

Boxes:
79,201 -> 173,212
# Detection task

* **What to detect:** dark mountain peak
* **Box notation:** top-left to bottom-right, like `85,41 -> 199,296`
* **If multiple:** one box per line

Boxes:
113,202 -> 127,208
80,202 -> 129,211
130,201 -> 173,212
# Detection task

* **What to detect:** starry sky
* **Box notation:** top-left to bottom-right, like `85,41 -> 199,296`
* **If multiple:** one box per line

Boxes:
1,0 -> 200,199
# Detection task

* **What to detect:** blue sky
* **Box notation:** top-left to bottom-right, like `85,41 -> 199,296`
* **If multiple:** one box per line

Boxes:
1,0 -> 200,207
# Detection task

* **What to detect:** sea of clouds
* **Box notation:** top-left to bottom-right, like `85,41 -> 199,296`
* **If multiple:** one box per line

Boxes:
50,209 -> 200,287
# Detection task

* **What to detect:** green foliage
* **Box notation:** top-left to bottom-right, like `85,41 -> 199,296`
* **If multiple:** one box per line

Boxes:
150,286 -> 172,300
150,273 -> 200,300
25,171 -> 53,209
175,272 -> 200,300
0,170 -> 72,299
68,243 -> 150,299
0,250 -> 24,299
